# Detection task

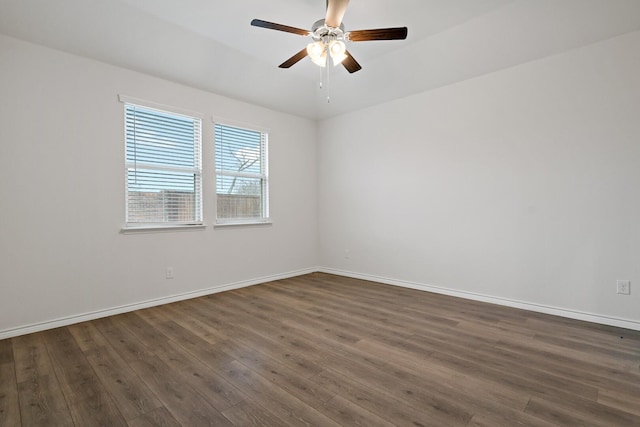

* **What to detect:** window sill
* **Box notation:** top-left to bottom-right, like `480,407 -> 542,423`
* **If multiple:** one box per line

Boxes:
213,220 -> 272,229
121,224 -> 207,234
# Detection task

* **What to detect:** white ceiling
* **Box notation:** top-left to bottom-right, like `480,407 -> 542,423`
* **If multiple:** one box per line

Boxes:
1,0 -> 640,119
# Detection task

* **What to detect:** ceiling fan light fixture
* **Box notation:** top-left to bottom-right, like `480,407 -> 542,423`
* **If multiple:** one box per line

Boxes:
328,40 -> 347,65
251,0 -> 408,74
306,41 -> 327,67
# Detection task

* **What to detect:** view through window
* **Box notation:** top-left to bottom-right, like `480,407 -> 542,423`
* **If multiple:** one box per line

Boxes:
124,102 -> 202,226
215,123 -> 269,223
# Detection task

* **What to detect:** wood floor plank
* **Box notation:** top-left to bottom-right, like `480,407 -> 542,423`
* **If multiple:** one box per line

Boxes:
0,361 -> 21,426
17,375 -> 74,427
338,346 -> 532,424
474,342 -> 640,396
214,339 -> 336,406
533,331 -> 640,363
192,297 -> 331,377
466,410 -> 558,427
136,304 -> 221,344
67,321 -> 164,422
525,316 -> 640,344
456,318 -> 536,343
42,328 -> 127,426
322,394 -> 396,427
219,360 -> 342,427
0,337 -> 14,364
153,338 -> 246,412
219,287 -> 363,349
81,345 -> 163,420
311,368 -> 448,427
221,400 -> 289,427
450,345 -> 599,400
2,272 -> 639,426
126,406 -> 181,427
491,336 -> 640,387
66,321 -> 112,352
525,394 -> 640,426
91,316 -> 157,364
11,333 -> 55,383
106,313 -> 242,424
11,333 -> 73,426
428,350 -> 595,404
355,339 -> 531,412
265,278 -> 461,336
597,388 -> 640,417
325,350 -> 474,424
128,353 -> 233,426
216,293 -> 396,376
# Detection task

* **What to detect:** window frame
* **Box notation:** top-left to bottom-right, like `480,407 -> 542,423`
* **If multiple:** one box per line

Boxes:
120,95 -> 204,231
213,119 -> 270,226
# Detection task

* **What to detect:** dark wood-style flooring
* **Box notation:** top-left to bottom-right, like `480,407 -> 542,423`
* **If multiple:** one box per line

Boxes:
1,272 -> 639,426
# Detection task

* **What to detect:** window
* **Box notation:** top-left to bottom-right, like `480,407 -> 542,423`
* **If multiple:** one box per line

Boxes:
215,123 -> 269,223
124,101 -> 202,227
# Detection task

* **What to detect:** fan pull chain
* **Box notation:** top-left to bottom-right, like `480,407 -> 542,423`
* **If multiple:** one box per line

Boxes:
324,62 -> 331,103
319,64 -> 331,104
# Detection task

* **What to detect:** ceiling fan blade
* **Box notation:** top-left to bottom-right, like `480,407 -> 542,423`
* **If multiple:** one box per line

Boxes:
342,50 -> 362,74
250,19 -> 309,36
348,27 -> 408,42
325,0 -> 349,28
279,48 -> 309,68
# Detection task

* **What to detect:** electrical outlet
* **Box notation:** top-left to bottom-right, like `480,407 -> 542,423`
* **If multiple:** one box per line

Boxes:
166,267 -> 174,279
616,280 -> 630,295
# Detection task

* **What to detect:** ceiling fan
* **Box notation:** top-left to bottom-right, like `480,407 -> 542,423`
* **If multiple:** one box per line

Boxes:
251,0 -> 408,73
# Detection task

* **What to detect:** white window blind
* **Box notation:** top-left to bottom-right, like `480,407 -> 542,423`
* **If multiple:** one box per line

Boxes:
215,123 -> 268,222
125,103 -> 202,226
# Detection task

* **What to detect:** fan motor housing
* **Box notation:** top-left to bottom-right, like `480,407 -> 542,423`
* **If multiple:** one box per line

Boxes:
311,19 -> 346,42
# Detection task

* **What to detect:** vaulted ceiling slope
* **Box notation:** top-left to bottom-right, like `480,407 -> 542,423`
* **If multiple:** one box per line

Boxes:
1,0 -> 640,119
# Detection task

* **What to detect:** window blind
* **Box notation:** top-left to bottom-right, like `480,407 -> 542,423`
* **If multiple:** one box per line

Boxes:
215,123 -> 268,221
125,103 -> 202,225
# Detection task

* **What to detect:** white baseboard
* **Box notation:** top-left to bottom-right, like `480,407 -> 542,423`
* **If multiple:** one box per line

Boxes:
0,267 -> 316,340
3,266 -> 638,339
318,267 -> 640,332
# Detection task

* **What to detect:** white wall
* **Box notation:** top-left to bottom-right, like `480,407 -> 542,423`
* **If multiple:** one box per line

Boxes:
2,28 -> 639,337
0,35 -> 318,337
318,31 -> 640,328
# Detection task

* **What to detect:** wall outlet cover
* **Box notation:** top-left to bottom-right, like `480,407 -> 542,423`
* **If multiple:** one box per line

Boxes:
616,280 -> 630,295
